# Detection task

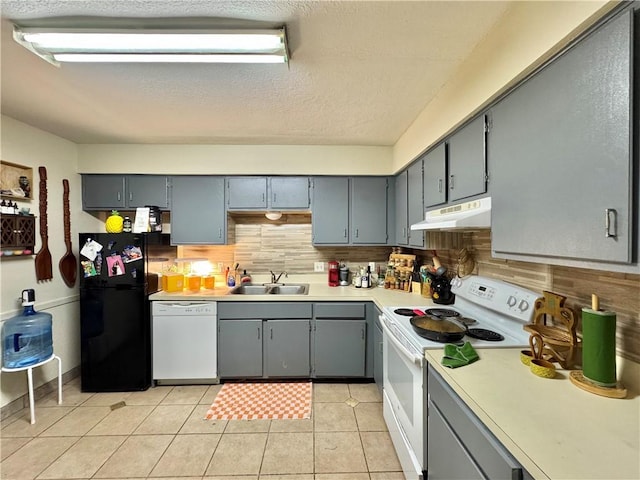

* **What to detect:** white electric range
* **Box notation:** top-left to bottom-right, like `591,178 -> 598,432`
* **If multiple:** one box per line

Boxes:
379,275 -> 540,480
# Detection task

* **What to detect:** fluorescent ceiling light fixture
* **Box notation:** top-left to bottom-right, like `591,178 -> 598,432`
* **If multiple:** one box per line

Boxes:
13,26 -> 289,65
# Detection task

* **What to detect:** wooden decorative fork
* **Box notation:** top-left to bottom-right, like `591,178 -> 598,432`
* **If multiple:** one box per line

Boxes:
34,166 -> 53,281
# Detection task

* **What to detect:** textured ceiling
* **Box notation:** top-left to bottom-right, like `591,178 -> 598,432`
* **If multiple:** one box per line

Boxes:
0,1 -> 511,145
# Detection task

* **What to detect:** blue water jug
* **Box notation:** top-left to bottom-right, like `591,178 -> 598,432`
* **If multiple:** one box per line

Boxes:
2,289 -> 53,369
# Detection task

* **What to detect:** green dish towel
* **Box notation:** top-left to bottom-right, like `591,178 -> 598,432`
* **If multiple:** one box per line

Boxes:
442,342 -> 479,368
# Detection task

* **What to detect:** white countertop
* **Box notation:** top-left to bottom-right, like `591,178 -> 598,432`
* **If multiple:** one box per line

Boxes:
148,278 -> 436,310
426,349 -> 640,480
148,280 -> 640,479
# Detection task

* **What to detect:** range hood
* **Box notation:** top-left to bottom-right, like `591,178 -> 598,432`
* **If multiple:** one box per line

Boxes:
410,197 -> 491,231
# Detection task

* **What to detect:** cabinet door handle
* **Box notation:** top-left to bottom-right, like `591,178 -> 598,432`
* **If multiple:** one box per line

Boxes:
449,175 -> 455,190
438,178 -> 443,193
117,192 -> 121,201
343,228 -> 348,238
270,328 -> 273,340
355,228 -> 359,238
272,193 -> 277,204
402,227 -> 406,238
129,192 -> 133,202
257,327 -> 261,340
218,228 -> 222,239
262,193 -> 265,203
605,208 -> 617,238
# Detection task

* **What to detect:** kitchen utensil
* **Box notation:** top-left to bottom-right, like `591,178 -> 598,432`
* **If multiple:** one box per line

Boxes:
524,291 -> 579,368
432,255 -> 447,277
409,315 -> 466,343
34,167 -> 52,281
528,332 -> 556,378
58,179 -> 77,287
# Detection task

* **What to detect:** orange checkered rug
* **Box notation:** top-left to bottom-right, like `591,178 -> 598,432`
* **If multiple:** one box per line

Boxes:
205,382 -> 312,420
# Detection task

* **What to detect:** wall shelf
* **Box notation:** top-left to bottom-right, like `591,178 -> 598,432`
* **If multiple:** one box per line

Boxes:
1,160 -> 33,201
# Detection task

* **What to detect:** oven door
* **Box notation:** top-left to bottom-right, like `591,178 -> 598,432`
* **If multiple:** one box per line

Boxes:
381,315 -> 426,480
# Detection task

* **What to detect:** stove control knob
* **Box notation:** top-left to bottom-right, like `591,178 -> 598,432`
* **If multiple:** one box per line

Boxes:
507,295 -> 517,307
518,299 -> 530,312
451,277 -> 462,289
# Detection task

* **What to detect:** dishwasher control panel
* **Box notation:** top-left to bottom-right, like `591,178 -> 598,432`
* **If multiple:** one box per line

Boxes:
152,302 -> 217,316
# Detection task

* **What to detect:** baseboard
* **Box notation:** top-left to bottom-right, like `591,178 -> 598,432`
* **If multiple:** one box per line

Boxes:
1,366 -> 80,421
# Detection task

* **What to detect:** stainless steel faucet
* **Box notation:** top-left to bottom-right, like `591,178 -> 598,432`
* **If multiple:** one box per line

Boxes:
270,270 -> 288,283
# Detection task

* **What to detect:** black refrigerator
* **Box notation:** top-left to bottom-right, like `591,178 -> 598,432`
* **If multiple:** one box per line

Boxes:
79,232 -> 158,392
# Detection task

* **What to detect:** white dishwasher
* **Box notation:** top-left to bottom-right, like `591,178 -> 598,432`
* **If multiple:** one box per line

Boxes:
151,301 -> 218,385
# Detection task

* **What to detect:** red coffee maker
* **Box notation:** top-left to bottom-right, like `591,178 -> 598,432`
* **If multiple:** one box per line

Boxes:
328,261 -> 340,286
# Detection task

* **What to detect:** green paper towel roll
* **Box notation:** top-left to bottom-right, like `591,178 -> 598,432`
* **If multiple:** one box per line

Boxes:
581,308 -> 617,387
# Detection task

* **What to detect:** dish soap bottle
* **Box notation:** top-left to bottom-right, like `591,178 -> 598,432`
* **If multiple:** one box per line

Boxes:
2,289 -> 53,368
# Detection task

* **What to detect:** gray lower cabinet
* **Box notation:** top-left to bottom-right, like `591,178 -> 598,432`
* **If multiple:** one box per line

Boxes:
265,320 -> 310,377
218,319 -> 263,378
218,302 -> 313,379
82,174 -> 170,210
373,307 -> 383,395
428,368 -> 531,480
423,143 -> 447,208
226,176 -> 310,210
170,176 -> 226,245
447,115 -> 487,202
313,302 -> 367,377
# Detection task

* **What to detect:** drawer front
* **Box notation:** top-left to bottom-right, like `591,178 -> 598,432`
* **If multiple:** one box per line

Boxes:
314,302 -> 366,319
218,302 -> 312,319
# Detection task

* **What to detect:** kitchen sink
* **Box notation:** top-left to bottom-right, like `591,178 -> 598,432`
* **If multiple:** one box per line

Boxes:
227,283 -> 309,295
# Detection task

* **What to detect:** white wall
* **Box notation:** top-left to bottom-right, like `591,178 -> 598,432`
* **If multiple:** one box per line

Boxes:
393,0 -> 614,170
0,116 -> 101,408
77,144 -> 393,175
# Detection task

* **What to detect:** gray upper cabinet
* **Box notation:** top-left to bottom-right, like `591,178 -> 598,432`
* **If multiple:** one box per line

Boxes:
269,177 -> 310,209
423,143 -> 447,208
226,176 -> 310,210
312,177 -> 350,244
170,176 -> 226,245
82,174 -> 170,211
407,161 -> 425,248
226,177 -> 268,209
447,115 -> 487,202
351,177 -> 388,244
394,170 -> 409,245
126,176 -> 170,209
489,10 -> 633,264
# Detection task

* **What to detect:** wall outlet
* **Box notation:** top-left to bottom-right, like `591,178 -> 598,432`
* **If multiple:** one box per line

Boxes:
314,262 -> 325,272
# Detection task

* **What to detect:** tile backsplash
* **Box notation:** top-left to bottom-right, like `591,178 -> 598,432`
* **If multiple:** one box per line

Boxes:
174,217 -> 638,362
426,230 -> 640,363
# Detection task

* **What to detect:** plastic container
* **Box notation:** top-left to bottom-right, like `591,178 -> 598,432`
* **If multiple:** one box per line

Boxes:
186,274 -> 201,291
202,275 -> 215,290
2,289 -> 53,369
162,272 -> 184,292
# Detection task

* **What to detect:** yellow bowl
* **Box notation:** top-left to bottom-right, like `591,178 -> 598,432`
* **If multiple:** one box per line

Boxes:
520,350 -> 534,366
530,359 -> 556,379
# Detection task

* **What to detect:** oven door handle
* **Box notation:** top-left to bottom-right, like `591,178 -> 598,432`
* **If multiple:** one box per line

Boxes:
379,315 -> 423,365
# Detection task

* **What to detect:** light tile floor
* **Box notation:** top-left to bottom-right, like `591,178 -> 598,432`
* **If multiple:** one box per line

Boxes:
1,379 -> 404,480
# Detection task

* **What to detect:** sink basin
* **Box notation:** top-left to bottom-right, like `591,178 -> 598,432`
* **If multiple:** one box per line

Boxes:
228,285 -> 271,295
227,283 -> 309,295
